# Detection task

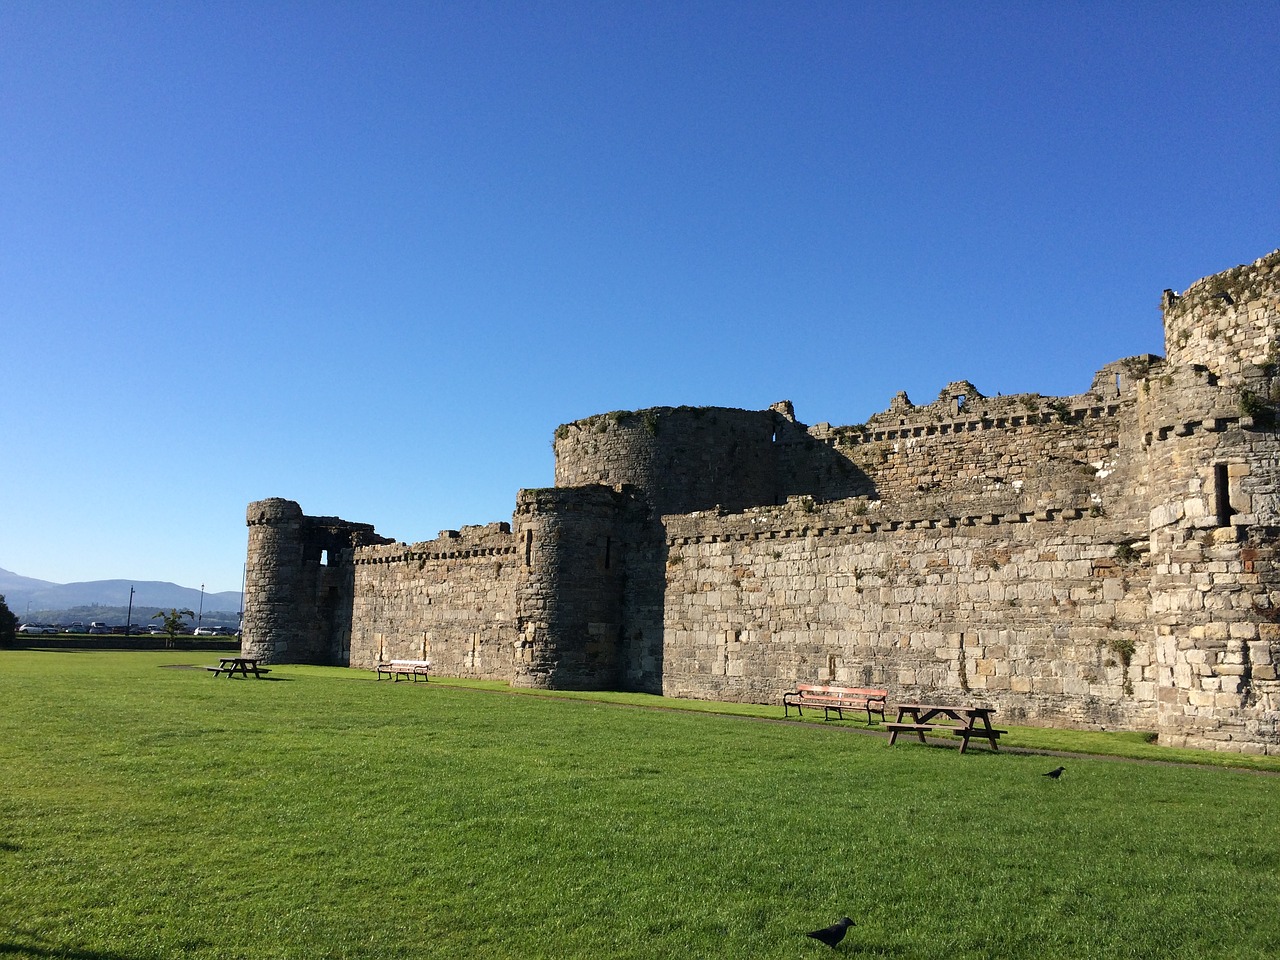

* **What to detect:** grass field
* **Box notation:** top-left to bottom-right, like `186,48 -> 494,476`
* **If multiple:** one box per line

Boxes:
2,650 -> 1278,959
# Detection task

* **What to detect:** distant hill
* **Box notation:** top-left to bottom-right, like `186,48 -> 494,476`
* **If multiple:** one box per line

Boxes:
0,567 -> 242,622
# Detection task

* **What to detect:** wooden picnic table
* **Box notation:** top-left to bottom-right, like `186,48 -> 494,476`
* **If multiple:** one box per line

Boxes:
206,656 -> 272,679
885,702 -> 1005,753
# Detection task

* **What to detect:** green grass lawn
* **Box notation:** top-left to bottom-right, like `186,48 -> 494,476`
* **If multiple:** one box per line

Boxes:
1,650 -> 1277,959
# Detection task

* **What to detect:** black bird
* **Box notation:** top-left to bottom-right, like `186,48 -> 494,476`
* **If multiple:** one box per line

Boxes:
1043,766 -> 1066,779
806,917 -> 855,948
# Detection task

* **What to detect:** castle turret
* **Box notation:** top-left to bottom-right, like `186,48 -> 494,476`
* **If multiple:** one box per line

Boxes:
1142,250 -> 1280,749
552,406 -> 786,516
242,498 -> 388,664
512,485 -> 640,689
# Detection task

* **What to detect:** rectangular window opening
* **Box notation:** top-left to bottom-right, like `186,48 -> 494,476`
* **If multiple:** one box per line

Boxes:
1214,464 -> 1232,527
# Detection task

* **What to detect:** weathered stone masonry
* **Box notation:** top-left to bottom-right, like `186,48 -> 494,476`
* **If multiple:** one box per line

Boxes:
243,249 -> 1280,754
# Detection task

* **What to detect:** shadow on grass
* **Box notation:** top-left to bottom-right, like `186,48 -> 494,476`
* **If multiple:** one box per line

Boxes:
157,664 -> 295,681
0,933 -> 161,959
208,675 -> 294,682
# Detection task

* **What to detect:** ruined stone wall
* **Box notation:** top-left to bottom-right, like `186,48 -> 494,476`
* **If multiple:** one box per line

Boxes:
659,497 -> 1153,731
1135,249 -> 1280,752
552,405 -> 815,516
242,248 -> 1280,755
348,523 -> 519,679
807,376 -> 1152,522
1163,250 -> 1280,377
242,498 -> 389,664
550,387 -> 1149,524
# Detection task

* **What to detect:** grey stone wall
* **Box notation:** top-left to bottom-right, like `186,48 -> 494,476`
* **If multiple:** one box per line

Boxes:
348,523 -> 518,679
242,499 -> 391,664
243,249 -> 1280,754
659,496 -> 1152,730
551,405 -> 853,516
1138,249 -> 1280,752
1163,250 -> 1280,376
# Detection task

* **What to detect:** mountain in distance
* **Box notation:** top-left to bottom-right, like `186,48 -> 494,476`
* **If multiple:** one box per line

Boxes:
0,567 -> 243,620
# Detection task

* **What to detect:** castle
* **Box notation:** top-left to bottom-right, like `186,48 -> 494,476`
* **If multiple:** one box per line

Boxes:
242,249 -> 1280,755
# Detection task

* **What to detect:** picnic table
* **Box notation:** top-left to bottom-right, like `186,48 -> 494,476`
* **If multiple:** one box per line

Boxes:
205,656 -> 272,679
884,703 -> 1005,753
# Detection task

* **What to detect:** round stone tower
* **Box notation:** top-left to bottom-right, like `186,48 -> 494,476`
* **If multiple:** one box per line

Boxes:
242,498 -> 309,662
552,405 -> 793,517
1141,250 -> 1280,751
242,498 -> 387,664
511,485 -> 635,689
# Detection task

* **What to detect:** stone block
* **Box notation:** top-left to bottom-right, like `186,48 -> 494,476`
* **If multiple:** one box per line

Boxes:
1229,622 -> 1259,640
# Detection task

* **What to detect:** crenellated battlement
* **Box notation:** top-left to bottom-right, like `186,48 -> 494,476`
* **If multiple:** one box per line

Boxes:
354,523 -> 516,566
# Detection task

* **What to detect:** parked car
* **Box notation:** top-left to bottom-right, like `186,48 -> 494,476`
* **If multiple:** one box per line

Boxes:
192,627 -> 223,636
66,622 -> 85,633
17,623 -> 44,635
41,625 -> 58,634
88,622 -> 110,634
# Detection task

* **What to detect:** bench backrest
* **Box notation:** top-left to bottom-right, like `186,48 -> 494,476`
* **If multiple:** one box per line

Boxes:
796,684 -> 886,700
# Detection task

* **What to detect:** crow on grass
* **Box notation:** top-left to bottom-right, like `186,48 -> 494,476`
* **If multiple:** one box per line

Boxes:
806,917 -> 855,948
1043,766 -> 1066,779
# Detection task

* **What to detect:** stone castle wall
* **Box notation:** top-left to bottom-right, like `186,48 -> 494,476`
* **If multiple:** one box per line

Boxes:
348,523 -> 519,680
242,498 -> 390,664
1163,254 -> 1280,376
552,406 -> 804,516
829,392 -> 1141,517
1137,259 -> 1280,750
243,248 -> 1280,754
659,499 -> 1152,730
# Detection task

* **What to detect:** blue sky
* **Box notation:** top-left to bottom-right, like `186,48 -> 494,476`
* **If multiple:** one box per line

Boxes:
2,1 -> 1276,594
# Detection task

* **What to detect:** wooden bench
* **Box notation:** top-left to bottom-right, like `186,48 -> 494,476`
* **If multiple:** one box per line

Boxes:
783,684 -> 887,723
376,660 -> 431,682
884,721 -> 938,744
885,720 -> 1008,751
953,724 -> 1007,753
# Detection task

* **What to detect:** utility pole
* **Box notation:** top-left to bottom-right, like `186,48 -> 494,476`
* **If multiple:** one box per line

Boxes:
198,584 -> 205,628
125,586 -> 135,636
